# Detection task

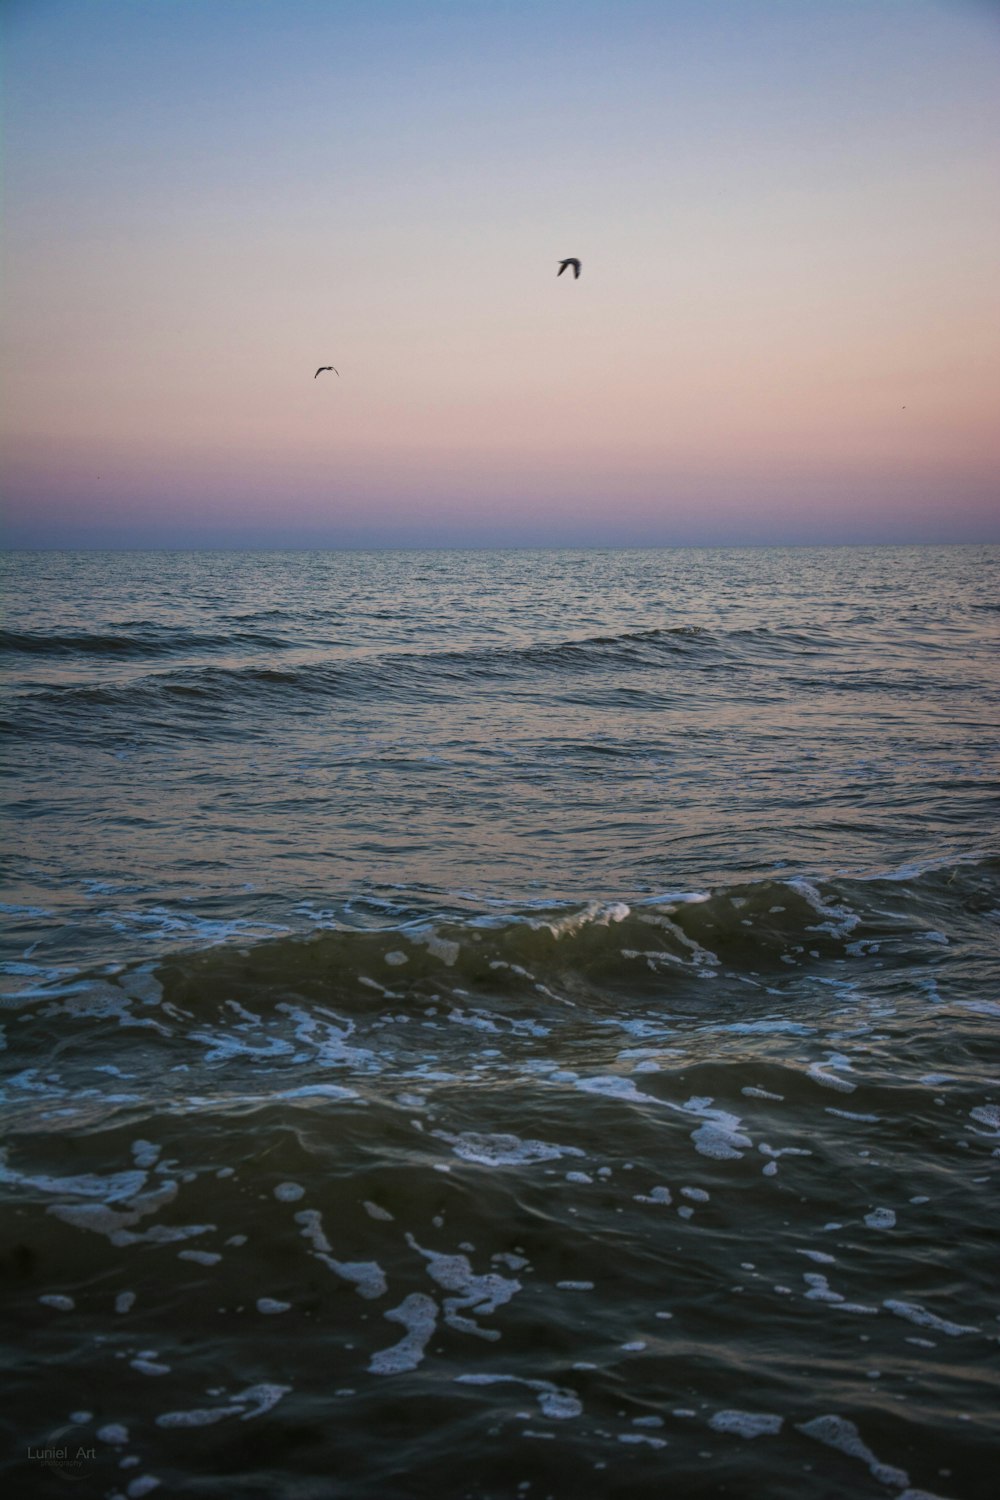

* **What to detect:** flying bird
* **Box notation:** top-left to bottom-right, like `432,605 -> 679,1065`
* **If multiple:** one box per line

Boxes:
314,366 -> 339,378
557,258 -> 581,279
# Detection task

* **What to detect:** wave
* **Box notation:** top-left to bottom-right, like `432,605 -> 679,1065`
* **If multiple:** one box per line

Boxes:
10,855 -> 990,1024
6,613 -> 986,742
2,624 -> 735,730
0,625 -> 294,658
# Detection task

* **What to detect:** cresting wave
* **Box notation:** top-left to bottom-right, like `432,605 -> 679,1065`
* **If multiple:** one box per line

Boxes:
158,861 -> 989,1012
5,856 -> 993,1020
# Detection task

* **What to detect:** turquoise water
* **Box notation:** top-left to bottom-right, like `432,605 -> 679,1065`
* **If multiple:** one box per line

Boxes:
2,546 -> 998,1498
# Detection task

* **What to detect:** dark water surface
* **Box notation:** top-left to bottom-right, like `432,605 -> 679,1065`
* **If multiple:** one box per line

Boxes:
1,546 -> 998,1499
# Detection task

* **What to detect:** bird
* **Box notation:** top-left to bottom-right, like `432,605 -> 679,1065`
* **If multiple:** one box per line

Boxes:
314,365 -> 339,379
557,258 -> 581,279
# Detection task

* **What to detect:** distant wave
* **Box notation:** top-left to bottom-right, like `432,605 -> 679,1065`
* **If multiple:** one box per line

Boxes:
1,625 -> 734,735
6,612 -> 993,744
0,624 -> 295,658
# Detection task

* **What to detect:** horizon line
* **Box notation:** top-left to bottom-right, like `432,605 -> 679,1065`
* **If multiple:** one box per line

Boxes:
3,539 -> 999,555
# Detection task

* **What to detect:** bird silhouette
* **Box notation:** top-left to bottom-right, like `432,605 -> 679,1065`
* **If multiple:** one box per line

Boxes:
314,366 -> 339,378
557,258 -> 581,279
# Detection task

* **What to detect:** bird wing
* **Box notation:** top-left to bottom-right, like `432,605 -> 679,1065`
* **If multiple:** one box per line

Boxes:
556,261 -> 568,276
314,367 -> 327,378
572,260 -> 581,277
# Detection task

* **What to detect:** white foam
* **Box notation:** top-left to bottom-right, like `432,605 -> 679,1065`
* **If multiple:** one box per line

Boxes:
294,1209 -> 387,1299
760,1143 -> 811,1161
432,1130 -> 584,1167
156,1384 -> 289,1428
796,1414 -> 908,1488
178,1249 -> 222,1265
189,1028 -> 296,1065
709,1410 -> 782,1438
826,1108 -> 881,1122
273,1182 -> 305,1202
681,1097 -> 751,1160
557,1281 -> 594,1290
618,1433 -> 667,1447
44,1175 -> 195,1246
369,1293 -> 438,1374
741,1087 -> 784,1100
256,1298 -> 291,1315
803,1273 -> 842,1303
634,1186 -> 672,1204
155,1404 -> 242,1428
363,1200 -> 394,1221
970,1104 -> 1000,1133
39,1294 -> 74,1310
864,1208 -> 896,1230
785,879 -> 860,938
807,1060 -> 856,1093
131,1359 -> 170,1376
455,1373 -> 582,1419
0,1156 -> 148,1202
796,1250 -> 835,1264
275,1002 -> 377,1072
126,1478 -> 160,1499
98,1425 -> 129,1445
681,1187 -> 709,1202
883,1300 -> 979,1336
574,1075 -> 646,1102
406,1232 -> 520,1339
447,1007 -> 500,1033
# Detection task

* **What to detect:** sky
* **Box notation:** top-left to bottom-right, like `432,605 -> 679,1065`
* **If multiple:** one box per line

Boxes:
2,0 -> 998,548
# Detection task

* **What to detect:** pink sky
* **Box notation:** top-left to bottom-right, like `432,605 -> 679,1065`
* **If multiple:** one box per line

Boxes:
3,0 -> 999,546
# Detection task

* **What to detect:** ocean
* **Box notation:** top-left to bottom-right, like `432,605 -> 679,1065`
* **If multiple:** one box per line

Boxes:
1,545 -> 998,1500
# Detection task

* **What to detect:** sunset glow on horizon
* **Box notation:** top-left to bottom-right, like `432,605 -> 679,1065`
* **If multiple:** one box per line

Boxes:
3,0 -> 999,548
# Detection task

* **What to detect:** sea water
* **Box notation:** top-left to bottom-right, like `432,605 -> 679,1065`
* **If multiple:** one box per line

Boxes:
1,546 -> 998,1498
